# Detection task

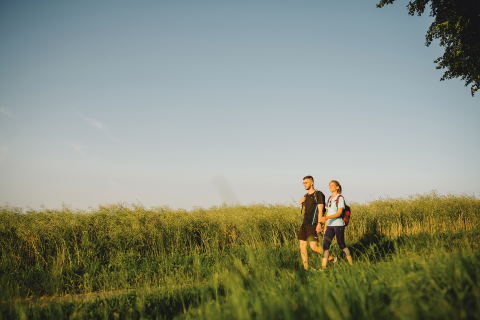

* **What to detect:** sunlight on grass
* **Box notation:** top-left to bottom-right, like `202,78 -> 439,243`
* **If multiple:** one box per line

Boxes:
0,191 -> 479,319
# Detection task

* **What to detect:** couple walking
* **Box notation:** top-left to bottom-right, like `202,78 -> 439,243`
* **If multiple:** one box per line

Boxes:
298,175 -> 353,270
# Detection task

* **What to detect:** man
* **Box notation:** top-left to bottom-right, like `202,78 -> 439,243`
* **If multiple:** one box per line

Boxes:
298,176 -> 334,270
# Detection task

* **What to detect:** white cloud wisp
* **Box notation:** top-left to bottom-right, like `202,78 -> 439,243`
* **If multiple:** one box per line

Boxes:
67,142 -> 98,160
0,107 -> 15,118
68,143 -> 86,156
0,144 -> 8,163
80,115 -> 118,142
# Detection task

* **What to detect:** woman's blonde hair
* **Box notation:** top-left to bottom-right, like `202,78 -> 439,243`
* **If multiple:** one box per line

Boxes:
330,180 -> 342,194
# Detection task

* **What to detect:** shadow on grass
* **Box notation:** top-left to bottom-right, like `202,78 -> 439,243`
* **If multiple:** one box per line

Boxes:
346,228 -> 479,263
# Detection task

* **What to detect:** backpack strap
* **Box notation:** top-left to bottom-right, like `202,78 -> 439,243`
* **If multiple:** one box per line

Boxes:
303,191 -> 319,225
311,206 -> 318,225
327,196 -> 332,207
301,193 -> 308,224
336,195 -> 346,218
303,193 -> 308,207
328,195 -> 344,208
301,193 -> 308,208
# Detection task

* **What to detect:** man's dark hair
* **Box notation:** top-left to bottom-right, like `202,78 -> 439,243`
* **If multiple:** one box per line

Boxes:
303,175 -> 314,182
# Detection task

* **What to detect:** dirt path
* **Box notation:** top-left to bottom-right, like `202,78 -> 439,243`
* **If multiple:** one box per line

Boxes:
4,289 -> 135,305
4,282 -> 209,306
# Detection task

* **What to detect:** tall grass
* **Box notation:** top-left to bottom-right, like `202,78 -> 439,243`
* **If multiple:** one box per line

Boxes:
0,191 -> 479,300
1,231 -> 479,320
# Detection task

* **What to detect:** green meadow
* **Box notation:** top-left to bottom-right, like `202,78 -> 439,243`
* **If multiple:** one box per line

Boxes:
1,191 -> 479,319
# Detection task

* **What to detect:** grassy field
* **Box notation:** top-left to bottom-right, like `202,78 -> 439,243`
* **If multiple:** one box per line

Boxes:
1,191 -> 479,319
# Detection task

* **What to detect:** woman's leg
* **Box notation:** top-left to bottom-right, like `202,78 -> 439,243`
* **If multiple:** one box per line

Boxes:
322,227 -> 335,269
334,226 -> 353,265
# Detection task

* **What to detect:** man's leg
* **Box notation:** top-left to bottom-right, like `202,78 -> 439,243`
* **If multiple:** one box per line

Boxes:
309,241 -> 335,261
307,225 -> 333,259
299,240 -> 308,270
309,241 -> 323,255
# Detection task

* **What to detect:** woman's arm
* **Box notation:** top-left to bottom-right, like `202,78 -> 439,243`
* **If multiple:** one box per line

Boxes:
326,207 -> 343,220
319,207 -> 343,222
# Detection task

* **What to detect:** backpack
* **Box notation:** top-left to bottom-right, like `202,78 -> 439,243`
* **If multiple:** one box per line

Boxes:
326,195 -> 351,226
301,190 -> 325,225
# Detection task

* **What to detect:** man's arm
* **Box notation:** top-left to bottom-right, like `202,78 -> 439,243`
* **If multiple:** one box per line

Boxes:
317,204 -> 324,214
316,204 -> 324,232
300,197 -> 306,209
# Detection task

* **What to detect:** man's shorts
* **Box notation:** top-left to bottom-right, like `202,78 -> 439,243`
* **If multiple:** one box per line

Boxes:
297,224 -> 319,242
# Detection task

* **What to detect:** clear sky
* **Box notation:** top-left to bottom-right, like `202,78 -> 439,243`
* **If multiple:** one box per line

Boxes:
1,0 -> 479,210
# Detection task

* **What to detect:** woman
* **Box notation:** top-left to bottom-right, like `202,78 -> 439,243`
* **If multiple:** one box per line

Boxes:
319,180 -> 353,269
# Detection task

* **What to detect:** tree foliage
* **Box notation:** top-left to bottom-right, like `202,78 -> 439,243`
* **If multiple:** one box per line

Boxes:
377,0 -> 480,96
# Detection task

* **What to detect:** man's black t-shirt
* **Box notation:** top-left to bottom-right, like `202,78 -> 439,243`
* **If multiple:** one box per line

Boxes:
302,190 -> 325,225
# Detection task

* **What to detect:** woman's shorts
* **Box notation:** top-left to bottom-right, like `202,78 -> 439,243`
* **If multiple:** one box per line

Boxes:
297,224 -> 319,242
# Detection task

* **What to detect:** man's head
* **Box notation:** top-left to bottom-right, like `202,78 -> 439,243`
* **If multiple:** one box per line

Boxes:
303,176 -> 314,190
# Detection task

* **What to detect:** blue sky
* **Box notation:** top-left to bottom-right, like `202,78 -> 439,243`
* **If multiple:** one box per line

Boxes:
1,0 -> 479,210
